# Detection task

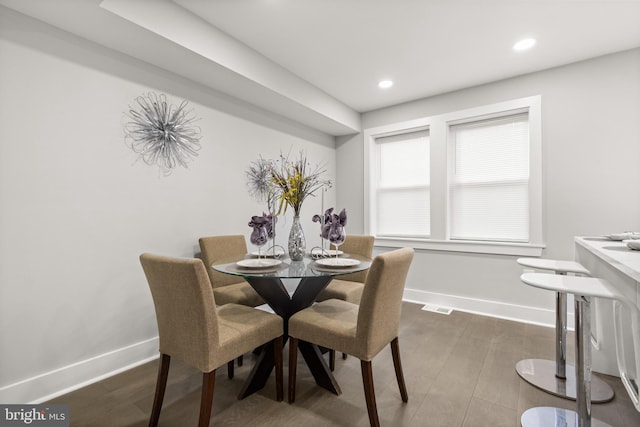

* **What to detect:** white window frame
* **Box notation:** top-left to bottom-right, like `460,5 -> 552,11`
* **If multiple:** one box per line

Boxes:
364,96 -> 544,256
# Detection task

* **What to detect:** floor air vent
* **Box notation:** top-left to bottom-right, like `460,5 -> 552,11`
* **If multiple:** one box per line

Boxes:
421,304 -> 453,315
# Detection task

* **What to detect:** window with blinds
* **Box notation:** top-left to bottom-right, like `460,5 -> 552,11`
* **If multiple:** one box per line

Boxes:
364,95 -> 542,256
375,130 -> 430,237
449,113 -> 530,242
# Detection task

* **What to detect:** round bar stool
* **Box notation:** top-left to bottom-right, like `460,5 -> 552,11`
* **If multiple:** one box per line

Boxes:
520,273 -> 620,427
516,258 -> 614,403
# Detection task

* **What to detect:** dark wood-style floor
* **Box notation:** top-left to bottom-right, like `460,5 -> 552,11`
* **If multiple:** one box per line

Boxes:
48,302 -> 640,426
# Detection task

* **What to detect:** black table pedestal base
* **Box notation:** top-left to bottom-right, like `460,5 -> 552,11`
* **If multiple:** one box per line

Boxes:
237,274 -> 342,399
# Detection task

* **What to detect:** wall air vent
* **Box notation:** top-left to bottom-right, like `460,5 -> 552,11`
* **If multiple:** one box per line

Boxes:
421,304 -> 453,315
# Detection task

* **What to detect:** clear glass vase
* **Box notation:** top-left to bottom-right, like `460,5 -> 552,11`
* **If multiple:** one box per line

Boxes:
288,215 -> 306,261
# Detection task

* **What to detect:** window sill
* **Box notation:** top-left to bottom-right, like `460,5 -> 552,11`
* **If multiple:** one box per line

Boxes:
374,237 -> 545,256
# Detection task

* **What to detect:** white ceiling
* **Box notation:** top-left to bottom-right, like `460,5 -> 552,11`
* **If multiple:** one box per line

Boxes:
176,0 -> 640,112
2,0 -> 640,135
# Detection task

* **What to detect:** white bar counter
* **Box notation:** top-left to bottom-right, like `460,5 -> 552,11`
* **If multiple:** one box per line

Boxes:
575,236 -> 640,375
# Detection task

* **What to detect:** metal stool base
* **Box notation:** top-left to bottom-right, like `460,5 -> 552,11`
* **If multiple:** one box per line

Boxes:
521,406 -> 611,427
516,359 -> 614,402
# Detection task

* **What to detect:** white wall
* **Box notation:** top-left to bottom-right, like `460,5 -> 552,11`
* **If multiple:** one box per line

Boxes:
0,10 -> 336,403
337,48 -> 640,324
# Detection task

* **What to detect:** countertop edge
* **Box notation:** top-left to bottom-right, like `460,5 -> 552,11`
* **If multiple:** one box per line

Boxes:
575,236 -> 640,283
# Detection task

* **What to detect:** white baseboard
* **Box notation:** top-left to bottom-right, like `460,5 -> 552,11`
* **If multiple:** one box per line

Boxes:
0,337 -> 159,404
403,288 -> 574,329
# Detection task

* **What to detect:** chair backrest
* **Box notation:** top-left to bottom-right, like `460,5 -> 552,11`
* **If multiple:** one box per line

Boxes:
199,235 -> 248,288
339,234 -> 375,283
140,253 -> 220,372
356,247 -> 414,360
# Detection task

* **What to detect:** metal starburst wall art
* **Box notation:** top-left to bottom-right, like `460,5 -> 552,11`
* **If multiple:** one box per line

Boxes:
124,92 -> 201,175
246,156 -> 277,209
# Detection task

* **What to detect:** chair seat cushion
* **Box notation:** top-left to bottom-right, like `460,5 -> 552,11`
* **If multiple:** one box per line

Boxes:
316,279 -> 364,303
289,299 -> 361,358
213,281 -> 264,307
215,303 -> 283,368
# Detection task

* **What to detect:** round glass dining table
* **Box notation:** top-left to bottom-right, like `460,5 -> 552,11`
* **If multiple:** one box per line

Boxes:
212,253 -> 371,399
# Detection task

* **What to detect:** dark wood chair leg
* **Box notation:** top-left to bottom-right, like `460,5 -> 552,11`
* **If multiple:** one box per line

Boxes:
149,353 -> 171,427
288,337 -> 299,403
390,337 -> 408,402
342,352 -> 347,360
198,370 -> 216,427
274,336 -> 284,401
361,360 -> 380,427
238,355 -> 243,366
329,349 -> 336,371
227,360 -> 234,379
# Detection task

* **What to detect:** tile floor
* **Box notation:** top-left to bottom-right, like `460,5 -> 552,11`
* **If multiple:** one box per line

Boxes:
48,302 -> 640,426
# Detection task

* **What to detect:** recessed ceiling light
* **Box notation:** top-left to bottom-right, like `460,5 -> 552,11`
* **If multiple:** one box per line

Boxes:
378,80 -> 393,89
513,38 -> 536,51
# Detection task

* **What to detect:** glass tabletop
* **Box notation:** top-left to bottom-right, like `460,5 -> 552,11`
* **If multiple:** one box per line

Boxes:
212,254 -> 371,279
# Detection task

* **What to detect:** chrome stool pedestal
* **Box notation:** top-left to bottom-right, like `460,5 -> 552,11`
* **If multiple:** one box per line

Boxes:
521,407 -> 611,427
516,258 -> 614,403
519,273 -> 618,427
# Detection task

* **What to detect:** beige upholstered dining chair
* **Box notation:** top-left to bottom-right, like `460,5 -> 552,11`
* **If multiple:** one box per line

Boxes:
316,234 -> 375,369
316,234 -> 375,303
199,235 -> 264,307
140,253 -> 283,427
288,247 -> 414,427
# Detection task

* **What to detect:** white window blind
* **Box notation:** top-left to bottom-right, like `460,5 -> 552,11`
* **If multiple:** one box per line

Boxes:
449,113 -> 530,242
376,130 -> 430,237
